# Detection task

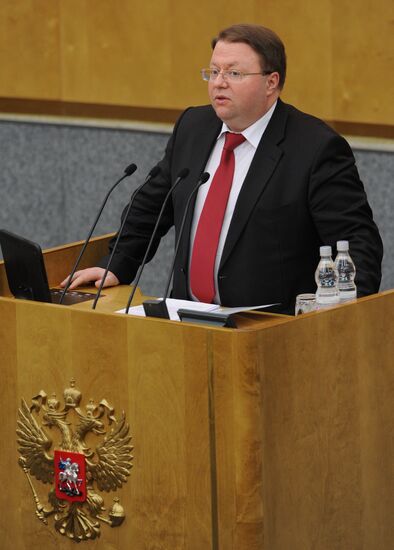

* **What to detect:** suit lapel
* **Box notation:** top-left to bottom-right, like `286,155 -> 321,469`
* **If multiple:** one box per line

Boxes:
219,99 -> 288,269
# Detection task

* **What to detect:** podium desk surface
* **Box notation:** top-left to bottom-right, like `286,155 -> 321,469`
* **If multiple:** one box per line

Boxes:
63,283 -> 291,330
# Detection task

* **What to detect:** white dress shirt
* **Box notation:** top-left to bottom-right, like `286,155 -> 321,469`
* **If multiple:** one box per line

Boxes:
189,101 -> 277,303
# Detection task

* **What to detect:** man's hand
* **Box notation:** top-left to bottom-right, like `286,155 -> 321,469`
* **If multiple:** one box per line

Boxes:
60,267 -> 120,290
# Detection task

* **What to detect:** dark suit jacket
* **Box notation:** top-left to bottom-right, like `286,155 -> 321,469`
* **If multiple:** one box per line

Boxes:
100,99 -> 383,314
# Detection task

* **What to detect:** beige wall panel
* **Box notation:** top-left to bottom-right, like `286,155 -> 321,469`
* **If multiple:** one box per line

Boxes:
60,0 -> 174,107
254,0 -> 333,120
0,0 -> 61,99
331,0 -> 394,124
165,0 -> 257,108
0,2 -> 393,131
59,0 -> 257,109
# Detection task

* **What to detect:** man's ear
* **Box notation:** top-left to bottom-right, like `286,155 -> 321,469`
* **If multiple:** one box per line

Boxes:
266,71 -> 281,95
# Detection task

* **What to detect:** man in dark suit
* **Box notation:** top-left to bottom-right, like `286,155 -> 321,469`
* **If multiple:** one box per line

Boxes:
62,24 -> 383,314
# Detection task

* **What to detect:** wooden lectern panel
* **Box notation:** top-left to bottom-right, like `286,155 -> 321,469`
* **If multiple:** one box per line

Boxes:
258,294 -> 394,549
0,298 -> 214,549
203,292 -> 394,549
1,237 -> 394,549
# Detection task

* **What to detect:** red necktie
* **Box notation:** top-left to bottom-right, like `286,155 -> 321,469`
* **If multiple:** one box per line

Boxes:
190,132 -> 246,303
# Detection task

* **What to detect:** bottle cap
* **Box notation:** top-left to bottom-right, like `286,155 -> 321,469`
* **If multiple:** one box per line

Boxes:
320,245 -> 332,256
337,240 -> 349,251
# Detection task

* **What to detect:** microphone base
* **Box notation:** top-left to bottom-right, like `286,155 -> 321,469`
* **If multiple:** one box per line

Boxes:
177,309 -> 237,328
143,299 -> 170,319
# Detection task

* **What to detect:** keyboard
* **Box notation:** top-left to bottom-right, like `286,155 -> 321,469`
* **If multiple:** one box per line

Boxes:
50,289 -> 98,306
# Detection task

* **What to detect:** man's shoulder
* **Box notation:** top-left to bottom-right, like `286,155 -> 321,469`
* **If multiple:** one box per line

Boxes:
278,99 -> 340,139
176,104 -> 219,127
274,100 -> 353,159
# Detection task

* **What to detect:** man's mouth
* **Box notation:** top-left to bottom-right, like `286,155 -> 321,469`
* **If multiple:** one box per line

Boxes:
214,95 -> 230,104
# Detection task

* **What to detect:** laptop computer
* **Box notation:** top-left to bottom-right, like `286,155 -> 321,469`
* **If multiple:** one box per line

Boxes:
0,229 -> 97,306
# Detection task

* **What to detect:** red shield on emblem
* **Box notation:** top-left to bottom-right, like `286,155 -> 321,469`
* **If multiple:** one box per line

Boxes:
54,450 -> 86,502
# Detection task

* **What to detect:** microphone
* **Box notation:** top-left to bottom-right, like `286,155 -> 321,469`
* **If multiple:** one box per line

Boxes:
92,165 -> 161,309
142,171 -> 210,319
124,168 -> 190,314
59,162 -> 137,304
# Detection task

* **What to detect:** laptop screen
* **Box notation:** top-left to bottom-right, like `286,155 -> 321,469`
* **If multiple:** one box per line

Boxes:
0,229 -> 53,302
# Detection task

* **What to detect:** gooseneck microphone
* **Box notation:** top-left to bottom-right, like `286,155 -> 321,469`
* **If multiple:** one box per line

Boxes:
142,171 -> 210,319
92,165 -> 161,309
59,163 -> 137,304
124,167 -> 190,314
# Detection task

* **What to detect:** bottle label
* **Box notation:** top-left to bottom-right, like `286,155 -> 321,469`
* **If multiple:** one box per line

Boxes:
319,274 -> 337,288
338,269 -> 353,283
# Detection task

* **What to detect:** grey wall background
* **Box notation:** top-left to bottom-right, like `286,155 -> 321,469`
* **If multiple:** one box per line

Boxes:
0,119 -> 393,297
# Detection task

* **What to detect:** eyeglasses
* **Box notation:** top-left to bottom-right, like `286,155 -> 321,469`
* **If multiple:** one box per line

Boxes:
201,68 -> 272,82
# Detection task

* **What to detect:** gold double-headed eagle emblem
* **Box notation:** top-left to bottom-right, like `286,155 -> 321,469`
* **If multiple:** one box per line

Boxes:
17,379 -> 133,542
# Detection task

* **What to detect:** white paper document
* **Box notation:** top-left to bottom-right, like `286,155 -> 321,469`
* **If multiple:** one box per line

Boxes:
117,298 -> 278,321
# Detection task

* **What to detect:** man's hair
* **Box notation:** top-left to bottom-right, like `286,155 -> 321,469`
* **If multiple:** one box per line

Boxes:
211,23 -> 287,89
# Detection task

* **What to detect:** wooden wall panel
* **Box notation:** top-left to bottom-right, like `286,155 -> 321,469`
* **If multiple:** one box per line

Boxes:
166,0 -> 256,108
60,0 -> 174,107
256,0 -> 333,120
331,0 -> 394,124
0,0 -> 393,126
59,0 -> 258,109
0,1 -> 61,99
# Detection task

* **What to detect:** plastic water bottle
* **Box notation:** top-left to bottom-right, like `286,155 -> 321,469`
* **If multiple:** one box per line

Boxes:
334,240 -> 357,301
315,245 -> 339,305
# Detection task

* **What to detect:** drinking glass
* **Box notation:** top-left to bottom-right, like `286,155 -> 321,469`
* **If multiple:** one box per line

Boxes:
295,293 -> 317,315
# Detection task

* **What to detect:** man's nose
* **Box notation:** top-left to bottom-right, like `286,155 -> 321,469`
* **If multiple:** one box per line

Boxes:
214,72 -> 229,86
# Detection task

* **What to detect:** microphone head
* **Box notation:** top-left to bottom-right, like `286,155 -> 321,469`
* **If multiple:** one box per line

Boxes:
200,172 -> 210,184
148,165 -> 161,178
177,168 -> 190,180
124,163 -> 137,176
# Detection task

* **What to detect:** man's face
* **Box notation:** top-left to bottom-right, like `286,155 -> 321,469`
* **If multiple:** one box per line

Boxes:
208,40 -> 279,132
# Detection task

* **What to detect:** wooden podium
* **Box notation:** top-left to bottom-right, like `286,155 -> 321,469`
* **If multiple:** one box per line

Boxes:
1,236 -> 394,550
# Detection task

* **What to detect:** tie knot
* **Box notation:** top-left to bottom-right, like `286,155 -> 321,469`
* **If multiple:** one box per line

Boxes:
223,132 -> 246,152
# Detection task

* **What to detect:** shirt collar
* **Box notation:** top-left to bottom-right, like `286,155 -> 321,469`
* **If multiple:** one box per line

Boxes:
217,100 -> 278,148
